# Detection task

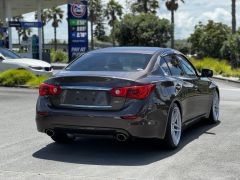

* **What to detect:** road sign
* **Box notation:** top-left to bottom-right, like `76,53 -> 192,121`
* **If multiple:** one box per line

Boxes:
8,21 -> 42,28
68,1 -> 88,62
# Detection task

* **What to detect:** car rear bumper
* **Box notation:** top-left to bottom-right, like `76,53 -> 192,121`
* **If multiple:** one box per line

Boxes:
36,113 -> 167,139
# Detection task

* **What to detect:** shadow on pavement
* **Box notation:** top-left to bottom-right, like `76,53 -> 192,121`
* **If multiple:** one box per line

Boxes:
33,120 -> 220,166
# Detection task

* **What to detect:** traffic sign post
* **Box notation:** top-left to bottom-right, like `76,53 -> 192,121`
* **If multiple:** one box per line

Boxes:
68,1 -> 88,62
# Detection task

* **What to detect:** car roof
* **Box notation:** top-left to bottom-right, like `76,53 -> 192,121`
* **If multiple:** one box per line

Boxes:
90,47 -> 178,55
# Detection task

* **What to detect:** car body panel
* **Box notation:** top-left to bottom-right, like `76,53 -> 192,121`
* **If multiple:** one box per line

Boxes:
36,47 -> 219,140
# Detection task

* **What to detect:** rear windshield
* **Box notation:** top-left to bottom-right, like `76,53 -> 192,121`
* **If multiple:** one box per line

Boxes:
66,53 -> 153,72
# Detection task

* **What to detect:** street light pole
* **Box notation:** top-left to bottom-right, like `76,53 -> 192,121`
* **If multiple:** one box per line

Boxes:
37,1 -> 43,60
5,0 -> 12,50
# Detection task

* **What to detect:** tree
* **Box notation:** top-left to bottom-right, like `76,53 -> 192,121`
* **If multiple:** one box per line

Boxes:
115,14 -> 171,47
165,0 -> 184,48
188,21 -> 231,58
35,9 -> 51,49
94,18 -> 106,41
12,15 -> 24,44
131,0 -> 159,14
232,0 -> 236,34
89,0 -> 104,49
221,34 -> 240,68
48,7 -> 64,51
0,19 -> 3,27
105,0 -> 123,46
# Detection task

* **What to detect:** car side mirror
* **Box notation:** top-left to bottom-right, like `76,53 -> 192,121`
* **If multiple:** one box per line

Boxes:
201,69 -> 213,77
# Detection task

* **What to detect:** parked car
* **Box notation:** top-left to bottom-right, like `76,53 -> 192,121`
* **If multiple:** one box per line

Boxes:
0,48 -> 53,75
36,47 -> 220,149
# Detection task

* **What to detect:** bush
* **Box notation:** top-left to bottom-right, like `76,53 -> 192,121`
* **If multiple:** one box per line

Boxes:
0,69 -> 35,86
0,69 -> 49,87
26,76 -> 49,87
51,50 -> 68,63
190,57 -> 240,78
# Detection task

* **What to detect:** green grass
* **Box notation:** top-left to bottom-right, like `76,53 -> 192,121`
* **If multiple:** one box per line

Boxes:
0,69 -> 49,87
190,57 -> 240,78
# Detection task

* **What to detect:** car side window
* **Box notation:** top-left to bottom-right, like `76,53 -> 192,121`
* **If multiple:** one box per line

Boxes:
151,57 -> 164,76
164,55 -> 184,77
159,57 -> 171,76
177,55 -> 197,77
152,57 -> 171,76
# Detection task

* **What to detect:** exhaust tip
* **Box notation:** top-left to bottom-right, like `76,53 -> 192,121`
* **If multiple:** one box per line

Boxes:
45,129 -> 54,137
116,133 -> 128,142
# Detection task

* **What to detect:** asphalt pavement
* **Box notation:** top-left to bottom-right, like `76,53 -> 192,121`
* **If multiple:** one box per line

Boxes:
0,80 -> 240,180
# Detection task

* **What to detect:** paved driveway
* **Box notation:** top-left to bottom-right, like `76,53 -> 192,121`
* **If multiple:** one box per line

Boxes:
0,80 -> 240,180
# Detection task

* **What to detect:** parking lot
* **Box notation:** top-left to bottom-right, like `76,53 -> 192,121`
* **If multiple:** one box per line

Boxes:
0,79 -> 240,180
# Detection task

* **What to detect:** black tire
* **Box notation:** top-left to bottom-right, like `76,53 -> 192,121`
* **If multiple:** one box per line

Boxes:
208,90 -> 220,124
164,103 -> 182,149
51,132 -> 75,144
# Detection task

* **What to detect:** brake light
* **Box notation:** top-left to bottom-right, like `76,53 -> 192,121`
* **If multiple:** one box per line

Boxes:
39,83 -> 62,96
110,84 -> 156,99
121,115 -> 139,120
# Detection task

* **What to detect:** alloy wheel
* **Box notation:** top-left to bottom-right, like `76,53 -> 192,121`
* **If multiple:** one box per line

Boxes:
212,91 -> 220,121
170,106 -> 182,146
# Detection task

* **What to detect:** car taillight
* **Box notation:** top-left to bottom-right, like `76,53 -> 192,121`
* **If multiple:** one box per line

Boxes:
39,83 -> 62,96
110,84 -> 156,99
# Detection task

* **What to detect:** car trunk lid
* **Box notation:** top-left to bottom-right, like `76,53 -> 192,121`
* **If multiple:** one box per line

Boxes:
46,71 -> 147,110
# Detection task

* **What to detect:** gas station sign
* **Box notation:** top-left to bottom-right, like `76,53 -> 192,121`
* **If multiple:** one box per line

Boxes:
68,1 -> 88,62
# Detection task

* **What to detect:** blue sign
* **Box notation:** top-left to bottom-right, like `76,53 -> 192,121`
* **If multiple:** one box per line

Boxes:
8,21 -> 42,28
0,27 -> 7,33
68,1 -> 88,62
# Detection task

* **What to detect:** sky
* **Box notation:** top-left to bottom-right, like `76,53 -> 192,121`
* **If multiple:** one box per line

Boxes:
12,0 -> 240,43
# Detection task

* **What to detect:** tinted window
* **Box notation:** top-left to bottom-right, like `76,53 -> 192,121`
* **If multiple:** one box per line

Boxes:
164,55 -> 184,76
177,55 -> 196,76
152,62 -> 164,76
160,58 -> 171,76
0,48 -> 21,59
67,53 -> 152,72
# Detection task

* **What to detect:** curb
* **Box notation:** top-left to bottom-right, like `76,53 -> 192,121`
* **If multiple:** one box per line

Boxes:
0,85 -> 39,89
212,76 -> 240,84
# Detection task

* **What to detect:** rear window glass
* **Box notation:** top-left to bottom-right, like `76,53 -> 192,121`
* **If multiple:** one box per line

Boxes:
66,53 -> 152,72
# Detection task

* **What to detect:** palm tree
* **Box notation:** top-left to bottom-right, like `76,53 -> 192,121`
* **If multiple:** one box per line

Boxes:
131,0 -> 159,14
232,0 -> 236,34
89,0 -> 103,50
48,7 -> 64,51
105,0 -> 123,46
12,15 -> 24,44
165,0 -> 184,48
35,9 -> 51,49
